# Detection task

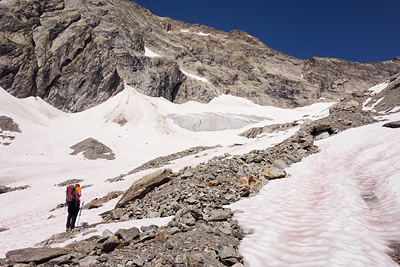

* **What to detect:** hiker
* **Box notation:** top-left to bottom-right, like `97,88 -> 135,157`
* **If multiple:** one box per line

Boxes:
66,184 -> 81,231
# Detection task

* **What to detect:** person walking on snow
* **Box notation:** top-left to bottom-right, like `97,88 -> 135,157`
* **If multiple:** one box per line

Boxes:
66,184 -> 81,231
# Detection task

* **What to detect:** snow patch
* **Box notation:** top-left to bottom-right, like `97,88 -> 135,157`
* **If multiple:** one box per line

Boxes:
390,106 -> 400,113
367,82 -> 388,95
144,47 -> 160,58
362,97 -> 372,110
363,97 -> 384,111
197,32 -> 210,36
180,69 -> 209,83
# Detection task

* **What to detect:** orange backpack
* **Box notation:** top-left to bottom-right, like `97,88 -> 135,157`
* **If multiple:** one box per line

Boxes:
75,184 -> 81,197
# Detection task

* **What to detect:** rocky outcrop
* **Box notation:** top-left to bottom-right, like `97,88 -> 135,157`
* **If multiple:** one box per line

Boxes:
240,121 -> 299,138
70,137 -> 115,160
0,116 -> 21,133
1,0 -> 399,112
302,57 -> 400,99
383,121 -> 400,128
85,191 -> 122,209
5,247 -> 68,264
0,184 -> 30,194
364,74 -> 400,113
0,116 -> 21,146
115,168 -> 178,209
0,0 -> 185,112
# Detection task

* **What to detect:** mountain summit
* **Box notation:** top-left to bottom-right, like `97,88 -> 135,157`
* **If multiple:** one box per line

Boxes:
1,0 -> 399,112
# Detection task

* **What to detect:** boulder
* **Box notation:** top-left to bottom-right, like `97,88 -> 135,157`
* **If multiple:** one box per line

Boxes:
207,209 -> 232,221
205,180 -> 219,186
247,175 -> 259,185
101,236 -> 121,253
87,198 -> 104,209
312,124 -> 333,135
383,121 -> 400,128
218,245 -> 240,260
115,169 -> 177,209
6,247 -> 68,264
132,258 -> 145,267
261,167 -> 286,179
298,135 -> 314,149
107,192 -> 119,199
79,256 -> 99,266
0,185 -> 10,194
315,131 -> 330,140
180,212 -> 196,226
273,159 -> 288,170
181,169 -> 194,178
116,227 -> 140,242
102,229 -> 114,238
239,177 -> 249,185
110,208 -> 125,220
330,100 -> 360,112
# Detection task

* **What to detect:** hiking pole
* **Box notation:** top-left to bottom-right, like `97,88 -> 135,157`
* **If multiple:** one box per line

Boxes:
77,201 -> 84,226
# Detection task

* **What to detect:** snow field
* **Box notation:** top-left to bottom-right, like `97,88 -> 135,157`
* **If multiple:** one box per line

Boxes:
0,85 -> 333,258
229,112 -> 400,266
2,82 -> 399,266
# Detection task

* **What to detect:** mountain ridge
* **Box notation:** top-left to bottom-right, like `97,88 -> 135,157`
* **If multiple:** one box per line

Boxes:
1,0 -> 399,112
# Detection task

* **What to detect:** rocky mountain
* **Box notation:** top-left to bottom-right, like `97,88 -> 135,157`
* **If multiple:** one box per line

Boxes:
1,0 -> 399,112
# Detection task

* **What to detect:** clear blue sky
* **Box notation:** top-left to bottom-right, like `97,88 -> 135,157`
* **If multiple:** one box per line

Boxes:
132,0 -> 399,63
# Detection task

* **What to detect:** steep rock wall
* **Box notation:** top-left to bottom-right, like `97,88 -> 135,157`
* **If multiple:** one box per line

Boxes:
0,0 -> 399,112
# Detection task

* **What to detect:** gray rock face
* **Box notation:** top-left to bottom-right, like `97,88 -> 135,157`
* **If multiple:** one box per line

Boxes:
0,0 -> 184,112
302,57 -> 399,101
1,0 -> 399,112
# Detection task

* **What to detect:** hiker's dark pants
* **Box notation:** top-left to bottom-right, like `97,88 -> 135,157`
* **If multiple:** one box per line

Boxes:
66,204 -> 80,229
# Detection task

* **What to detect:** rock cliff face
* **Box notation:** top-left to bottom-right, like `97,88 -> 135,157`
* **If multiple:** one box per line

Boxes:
0,0 -> 399,112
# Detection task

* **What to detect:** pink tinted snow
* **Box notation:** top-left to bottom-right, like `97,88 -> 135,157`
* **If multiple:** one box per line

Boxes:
230,119 -> 400,266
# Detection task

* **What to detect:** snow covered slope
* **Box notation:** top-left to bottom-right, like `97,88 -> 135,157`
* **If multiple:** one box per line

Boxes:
0,85 -> 333,257
1,82 -> 400,266
230,112 -> 400,266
